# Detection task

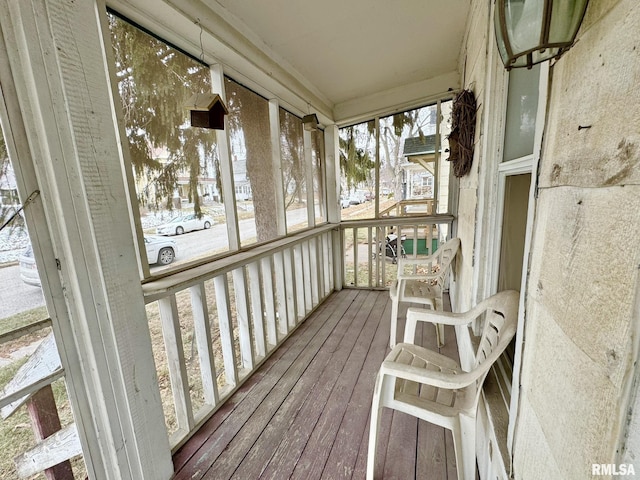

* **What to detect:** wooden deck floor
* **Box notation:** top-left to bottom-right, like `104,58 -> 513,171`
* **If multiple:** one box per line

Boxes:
172,289 -> 459,480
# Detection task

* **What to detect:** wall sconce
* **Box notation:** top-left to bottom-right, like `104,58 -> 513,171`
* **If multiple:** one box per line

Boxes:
184,92 -> 228,129
302,113 -> 319,131
495,0 -> 589,70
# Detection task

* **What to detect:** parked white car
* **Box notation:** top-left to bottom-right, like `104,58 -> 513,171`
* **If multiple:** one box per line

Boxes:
144,235 -> 178,266
20,236 -> 178,286
155,214 -> 214,236
18,244 -> 40,287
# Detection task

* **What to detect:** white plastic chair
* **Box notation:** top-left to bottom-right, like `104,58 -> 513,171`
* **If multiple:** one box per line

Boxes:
389,237 -> 460,348
367,290 -> 519,480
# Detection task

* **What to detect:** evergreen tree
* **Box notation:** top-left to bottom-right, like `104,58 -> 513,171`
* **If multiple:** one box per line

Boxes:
339,121 -> 375,193
108,13 -> 218,216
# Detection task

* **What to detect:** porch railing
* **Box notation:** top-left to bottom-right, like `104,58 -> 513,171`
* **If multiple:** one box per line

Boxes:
141,224 -> 336,450
379,198 -> 436,217
340,214 -> 455,289
0,214 -> 456,477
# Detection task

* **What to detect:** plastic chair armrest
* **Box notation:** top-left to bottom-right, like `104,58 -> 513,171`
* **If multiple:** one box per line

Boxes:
397,255 -> 438,268
403,307 -> 474,343
381,360 -> 475,390
396,271 -> 441,281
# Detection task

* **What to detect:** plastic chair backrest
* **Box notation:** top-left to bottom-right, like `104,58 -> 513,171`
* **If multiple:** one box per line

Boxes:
434,237 -> 460,282
468,290 -> 519,409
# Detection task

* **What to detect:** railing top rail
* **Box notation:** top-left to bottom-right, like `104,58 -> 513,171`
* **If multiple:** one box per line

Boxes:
142,223 -> 336,303
339,214 -> 454,230
379,199 -> 436,216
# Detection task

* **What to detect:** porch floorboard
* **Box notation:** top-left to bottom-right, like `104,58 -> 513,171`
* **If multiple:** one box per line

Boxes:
173,288 -> 460,480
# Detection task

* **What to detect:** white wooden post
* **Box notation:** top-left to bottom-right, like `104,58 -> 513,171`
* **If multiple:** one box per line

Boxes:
324,125 -> 343,290
269,99 -> 287,236
303,128 -> 315,228
0,2 -> 172,478
210,63 -> 241,251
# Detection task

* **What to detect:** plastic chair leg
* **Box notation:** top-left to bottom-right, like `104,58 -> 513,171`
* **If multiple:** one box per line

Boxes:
390,297 -> 399,348
436,323 -> 445,348
366,372 -> 386,480
452,414 -> 476,480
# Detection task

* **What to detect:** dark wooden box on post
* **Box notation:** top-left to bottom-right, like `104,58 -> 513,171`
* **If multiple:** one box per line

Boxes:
184,92 -> 228,129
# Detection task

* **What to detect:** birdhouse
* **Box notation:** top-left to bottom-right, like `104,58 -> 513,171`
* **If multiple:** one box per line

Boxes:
184,92 -> 228,129
302,113 -> 319,132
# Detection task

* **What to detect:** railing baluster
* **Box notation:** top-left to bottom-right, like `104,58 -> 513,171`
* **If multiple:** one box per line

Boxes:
367,227 -> 373,288
309,238 -> 322,308
323,232 -> 331,295
189,283 -> 219,408
158,295 -> 194,433
273,251 -> 288,337
380,226 -> 386,286
260,257 -> 277,349
328,231 -> 335,291
283,248 -> 297,326
302,241 -> 313,312
213,274 -> 238,386
232,267 -> 254,371
292,245 -> 305,321
353,228 -> 359,287
430,222 -> 436,253
248,261 -> 266,359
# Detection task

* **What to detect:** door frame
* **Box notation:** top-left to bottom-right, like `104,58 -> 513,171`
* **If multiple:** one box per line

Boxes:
474,31 -> 550,456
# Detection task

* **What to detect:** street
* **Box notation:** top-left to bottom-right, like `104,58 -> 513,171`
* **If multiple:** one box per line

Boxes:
1,208 -> 311,313
150,207 -> 309,272
0,264 -> 45,318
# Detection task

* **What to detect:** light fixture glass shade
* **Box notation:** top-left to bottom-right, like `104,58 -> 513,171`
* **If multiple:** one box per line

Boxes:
495,0 -> 589,70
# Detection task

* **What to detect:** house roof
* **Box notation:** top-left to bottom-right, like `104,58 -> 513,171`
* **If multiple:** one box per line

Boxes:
403,135 -> 437,157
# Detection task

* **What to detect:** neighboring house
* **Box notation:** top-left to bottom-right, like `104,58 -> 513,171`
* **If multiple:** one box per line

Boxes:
0,159 -> 18,208
402,135 -> 449,213
0,1 -> 638,480
134,146 -> 222,206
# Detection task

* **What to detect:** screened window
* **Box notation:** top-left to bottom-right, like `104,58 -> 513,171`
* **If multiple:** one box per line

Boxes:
340,99 -> 453,219
109,13 -> 226,272
225,78 -> 278,246
339,121 -> 376,219
109,15 -> 327,276
279,108 -> 307,233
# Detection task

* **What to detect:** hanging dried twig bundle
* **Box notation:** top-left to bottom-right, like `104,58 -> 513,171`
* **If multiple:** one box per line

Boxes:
447,89 -> 476,177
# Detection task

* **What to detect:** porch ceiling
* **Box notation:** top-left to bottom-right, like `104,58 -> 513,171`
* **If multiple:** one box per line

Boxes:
108,0 -> 470,124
